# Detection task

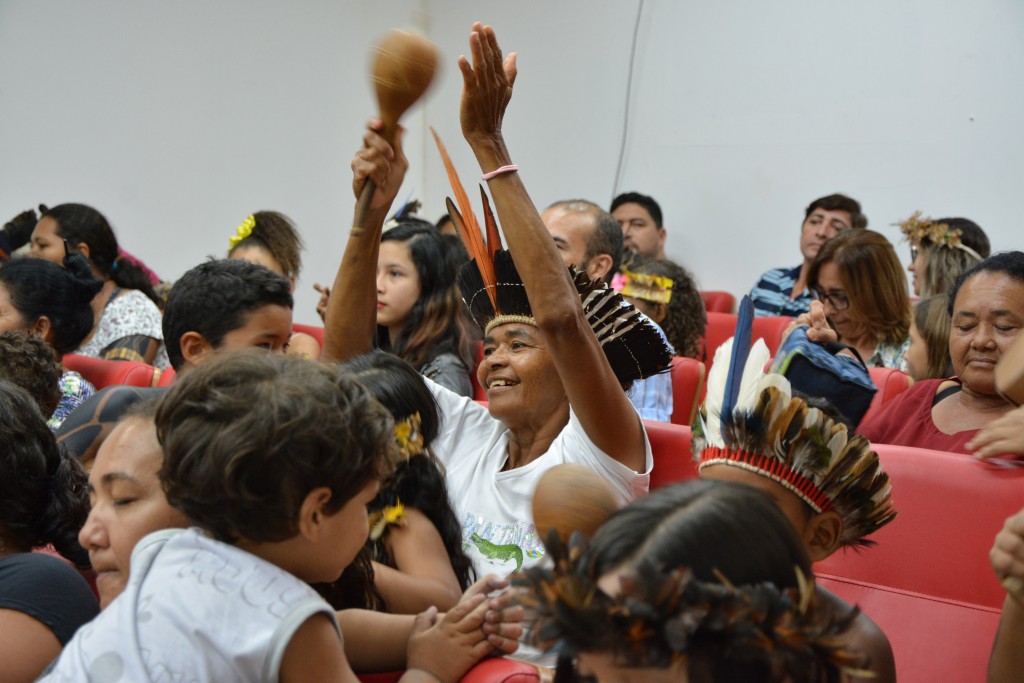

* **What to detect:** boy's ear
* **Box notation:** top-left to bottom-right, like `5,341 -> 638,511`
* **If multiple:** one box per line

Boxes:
179,331 -> 214,367
297,487 -> 333,542
804,511 -> 844,562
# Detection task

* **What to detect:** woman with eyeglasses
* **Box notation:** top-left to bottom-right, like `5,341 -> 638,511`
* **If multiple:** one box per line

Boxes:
805,229 -> 911,369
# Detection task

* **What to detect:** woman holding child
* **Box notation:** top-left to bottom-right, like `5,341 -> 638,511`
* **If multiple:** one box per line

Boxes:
323,23 -> 671,577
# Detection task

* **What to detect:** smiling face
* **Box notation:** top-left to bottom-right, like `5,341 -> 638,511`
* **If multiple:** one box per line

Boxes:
477,322 -> 566,425
949,272 -> 1024,397
29,216 -> 67,265
376,240 -> 422,335
78,416 -> 189,608
799,208 -> 852,263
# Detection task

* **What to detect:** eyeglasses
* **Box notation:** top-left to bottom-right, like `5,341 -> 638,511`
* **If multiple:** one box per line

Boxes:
910,244 -> 919,262
813,289 -> 850,312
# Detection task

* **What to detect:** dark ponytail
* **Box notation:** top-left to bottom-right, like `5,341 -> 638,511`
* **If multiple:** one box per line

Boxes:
0,380 -> 90,567
40,202 -> 161,306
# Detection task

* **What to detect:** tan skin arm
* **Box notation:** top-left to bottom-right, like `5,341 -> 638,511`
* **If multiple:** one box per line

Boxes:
457,23 -> 645,472
0,608 -> 63,683
987,507 -> 1024,683
373,508 -> 463,614
320,122 -> 409,364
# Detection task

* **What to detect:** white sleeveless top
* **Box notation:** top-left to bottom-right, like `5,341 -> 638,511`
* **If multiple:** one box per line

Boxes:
41,528 -> 340,683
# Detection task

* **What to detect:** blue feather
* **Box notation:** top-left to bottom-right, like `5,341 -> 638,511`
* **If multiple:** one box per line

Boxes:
721,295 -> 754,418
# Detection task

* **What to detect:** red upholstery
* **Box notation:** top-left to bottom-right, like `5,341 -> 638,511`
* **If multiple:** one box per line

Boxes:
699,314 -> 792,397
156,366 -> 176,387
644,421 -> 699,490
63,354 -> 158,389
861,367 -> 914,425
669,357 -> 705,426
815,445 -> 1024,681
292,323 -> 325,347
700,290 -> 735,313
751,315 -> 794,357
470,339 -> 487,401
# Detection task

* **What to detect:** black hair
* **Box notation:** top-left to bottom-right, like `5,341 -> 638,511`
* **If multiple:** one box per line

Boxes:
947,251 -> 1024,316
0,379 -> 90,566
0,331 -> 63,416
804,194 -> 867,230
161,259 -> 293,371
343,352 -> 475,595
39,203 -> 160,306
379,222 -> 474,372
611,192 -> 664,228
0,252 -> 103,356
630,258 -> 706,358
549,199 -> 624,284
3,208 -> 37,253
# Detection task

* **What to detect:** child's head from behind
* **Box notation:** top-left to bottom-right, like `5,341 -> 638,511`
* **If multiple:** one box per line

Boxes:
155,352 -> 397,581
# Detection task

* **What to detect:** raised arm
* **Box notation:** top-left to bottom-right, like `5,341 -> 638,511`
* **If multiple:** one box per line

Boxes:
320,121 -> 408,363
456,23 -> 646,472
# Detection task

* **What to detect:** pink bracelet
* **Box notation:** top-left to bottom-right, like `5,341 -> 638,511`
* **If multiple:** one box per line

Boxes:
481,164 -> 519,181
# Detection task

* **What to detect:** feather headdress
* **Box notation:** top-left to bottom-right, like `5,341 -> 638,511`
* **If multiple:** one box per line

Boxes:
432,129 -> 671,387
514,531 -> 868,678
693,297 -> 896,546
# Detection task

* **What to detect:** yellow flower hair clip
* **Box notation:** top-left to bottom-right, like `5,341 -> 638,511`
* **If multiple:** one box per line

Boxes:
895,211 -> 982,260
617,270 -> 674,304
394,413 -> 425,460
369,501 -> 406,540
228,214 -> 256,251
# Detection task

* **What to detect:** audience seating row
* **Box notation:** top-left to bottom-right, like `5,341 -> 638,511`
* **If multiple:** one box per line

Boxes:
642,420 -> 1022,683
700,290 -> 736,314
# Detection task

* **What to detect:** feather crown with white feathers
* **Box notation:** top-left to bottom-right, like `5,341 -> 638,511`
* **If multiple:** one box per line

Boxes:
692,316 -> 896,547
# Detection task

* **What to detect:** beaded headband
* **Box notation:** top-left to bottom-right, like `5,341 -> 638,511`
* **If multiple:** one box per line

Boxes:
514,531 -> 868,677
612,270 -> 674,304
692,298 -> 896,546
896,211 -> 982,260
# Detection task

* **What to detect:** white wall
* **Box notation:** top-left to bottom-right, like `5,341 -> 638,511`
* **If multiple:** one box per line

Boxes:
2,1 -> 1021,323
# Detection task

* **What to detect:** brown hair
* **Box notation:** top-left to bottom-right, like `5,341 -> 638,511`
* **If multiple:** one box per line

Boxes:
912,295 -> 953,379
809,229 -> 910,347
229,210 -> 304,279
155,351 -> 397,544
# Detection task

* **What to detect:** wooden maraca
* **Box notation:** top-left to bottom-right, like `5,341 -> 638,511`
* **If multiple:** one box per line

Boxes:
532,464 -> 619,544
355,30 -> 439,226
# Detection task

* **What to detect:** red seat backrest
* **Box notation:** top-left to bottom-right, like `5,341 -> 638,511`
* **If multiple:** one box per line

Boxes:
699,314 -> 792,398
861,367 -> 914,425
156,366 -> 176,387
700,290 -> 735,314
669,357 -> 705,426
751,315 -> 794,357
816,444 -> 1024,609
292,323 -> 325,347
460,658 -> 541,682
63,354 -> 157,389
644,421 -> 699,490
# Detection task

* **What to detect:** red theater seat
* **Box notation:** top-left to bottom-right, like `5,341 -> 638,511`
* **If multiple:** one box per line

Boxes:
644,421 -> 699,489
814,444 -> 1024,681
63,354 -> 157,389
156,366 -> 176,387
460,658 -> 542,682
292,322 -> 325,347
669,357 -> 705,426
700,290 -> 735,313
751,315 -> 794,357
699,314 -> 792,396
861,367 -> 914,425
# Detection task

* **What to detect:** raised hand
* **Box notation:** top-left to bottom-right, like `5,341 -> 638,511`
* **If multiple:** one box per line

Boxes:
457,22 -> 517,147
351,119 -> 409,216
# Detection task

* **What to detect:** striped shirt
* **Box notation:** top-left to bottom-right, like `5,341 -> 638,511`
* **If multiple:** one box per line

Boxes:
750,265 -> 813,318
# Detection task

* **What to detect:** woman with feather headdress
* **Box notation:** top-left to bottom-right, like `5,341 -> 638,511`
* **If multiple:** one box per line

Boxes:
321,22 -> 671,579
694,311 -> 897,683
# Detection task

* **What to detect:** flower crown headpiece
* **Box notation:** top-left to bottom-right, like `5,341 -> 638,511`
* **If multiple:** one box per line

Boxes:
692,298 -> 896,547
513,531 -> 868,678
896,211 -> 982,260
432,129 -> 671,386
612,270 -> 674,304
228,214 -> 256,251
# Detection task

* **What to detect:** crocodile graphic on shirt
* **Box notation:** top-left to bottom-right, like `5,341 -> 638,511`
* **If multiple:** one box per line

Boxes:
470,533 -> 524,573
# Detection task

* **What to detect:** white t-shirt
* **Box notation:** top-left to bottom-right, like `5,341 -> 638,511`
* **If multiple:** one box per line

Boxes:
75,288 -> 169,369
41,528 -> 340,683
428,380 -> 652,577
